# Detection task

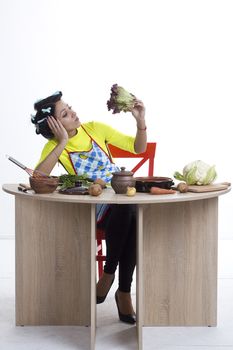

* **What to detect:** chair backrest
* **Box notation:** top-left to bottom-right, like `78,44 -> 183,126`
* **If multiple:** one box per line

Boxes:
108,142 -> 156,176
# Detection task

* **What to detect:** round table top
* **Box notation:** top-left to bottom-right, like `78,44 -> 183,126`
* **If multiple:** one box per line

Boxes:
2,184 -> 231,204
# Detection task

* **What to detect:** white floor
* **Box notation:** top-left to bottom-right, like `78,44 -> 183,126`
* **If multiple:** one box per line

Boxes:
1,239 -> 233,350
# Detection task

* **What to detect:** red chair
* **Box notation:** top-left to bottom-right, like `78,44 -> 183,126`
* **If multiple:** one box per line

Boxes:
96,142 -> 157,278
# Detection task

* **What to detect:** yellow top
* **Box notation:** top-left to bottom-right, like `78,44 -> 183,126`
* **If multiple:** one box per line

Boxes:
37,121 -> 136,174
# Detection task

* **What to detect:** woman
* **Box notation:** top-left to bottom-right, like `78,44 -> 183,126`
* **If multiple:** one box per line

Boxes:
31,90 -> 147,324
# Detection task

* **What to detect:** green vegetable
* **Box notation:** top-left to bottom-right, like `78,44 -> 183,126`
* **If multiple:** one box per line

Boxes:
107,84 -> 136,114
59,174 -> 92,189
174,160 -> 217,185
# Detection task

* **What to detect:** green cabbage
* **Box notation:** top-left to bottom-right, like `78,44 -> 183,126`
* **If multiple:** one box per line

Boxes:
174,160 -> 217,185
107,84 -> 136,114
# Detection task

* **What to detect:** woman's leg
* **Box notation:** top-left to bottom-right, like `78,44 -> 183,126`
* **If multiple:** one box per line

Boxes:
104,204 -> 136,275
115,210 -> 136,318
96,204 -> 136,314
118,212 -> 136,293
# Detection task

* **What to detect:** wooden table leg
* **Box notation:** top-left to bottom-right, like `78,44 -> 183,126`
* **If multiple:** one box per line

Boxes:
137,205 -> 144,350
15,197 -> 96,349
90,204 -> 96,350
141,198 -> 218,327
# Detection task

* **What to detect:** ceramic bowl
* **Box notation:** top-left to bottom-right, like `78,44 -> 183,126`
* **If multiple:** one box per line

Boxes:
29,176 -> 59,194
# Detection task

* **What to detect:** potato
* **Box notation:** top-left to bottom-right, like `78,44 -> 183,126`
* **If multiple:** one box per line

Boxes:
93,178 -> 106,189
177,182 -> 189,193
88,184 -> 103,196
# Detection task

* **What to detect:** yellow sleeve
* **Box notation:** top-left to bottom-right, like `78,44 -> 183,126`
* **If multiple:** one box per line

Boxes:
36,139 -> 76,174
36,140 -> 57,167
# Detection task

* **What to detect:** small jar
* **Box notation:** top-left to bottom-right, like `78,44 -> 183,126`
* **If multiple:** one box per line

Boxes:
111,167 -> 136,194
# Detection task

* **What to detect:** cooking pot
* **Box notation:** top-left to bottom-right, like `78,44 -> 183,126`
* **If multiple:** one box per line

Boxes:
111,167 -> 136,194
135,176 -> 174,193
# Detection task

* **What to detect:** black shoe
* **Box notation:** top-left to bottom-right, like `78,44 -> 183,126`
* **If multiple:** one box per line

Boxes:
115,290 -> 136,325
96,275 -> 115,304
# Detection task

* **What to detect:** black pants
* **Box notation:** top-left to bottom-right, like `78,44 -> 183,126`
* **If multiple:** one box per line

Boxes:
98,204 -> 136,293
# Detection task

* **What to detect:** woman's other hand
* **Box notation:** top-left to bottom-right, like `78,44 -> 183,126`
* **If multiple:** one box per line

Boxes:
131,99 -> 146,131
47,116 -> 68,145
132,99 -> 147,153
131,99 -> 146,121
131,99 -> 146,122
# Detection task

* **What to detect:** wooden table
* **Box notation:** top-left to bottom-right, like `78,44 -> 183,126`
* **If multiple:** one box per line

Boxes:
2,184 -> 231,350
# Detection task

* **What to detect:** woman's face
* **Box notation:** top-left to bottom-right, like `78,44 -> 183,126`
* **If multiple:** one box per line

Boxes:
54,100 -> 81,131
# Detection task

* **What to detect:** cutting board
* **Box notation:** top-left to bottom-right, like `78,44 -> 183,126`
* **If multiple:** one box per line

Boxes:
59,186 -> 89,195
187,183 -> 230,193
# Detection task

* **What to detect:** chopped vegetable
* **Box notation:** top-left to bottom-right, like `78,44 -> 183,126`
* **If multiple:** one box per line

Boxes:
174,160 -> 217,185
107,84 -> 136,114
150,187 -> 176,195
59,174 -> 92,189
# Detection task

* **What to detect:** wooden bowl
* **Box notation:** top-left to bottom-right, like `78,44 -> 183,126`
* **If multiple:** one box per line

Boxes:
29,176 -> 59,194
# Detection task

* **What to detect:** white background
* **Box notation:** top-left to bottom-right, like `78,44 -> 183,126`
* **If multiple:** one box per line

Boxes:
0,0 -> 232,238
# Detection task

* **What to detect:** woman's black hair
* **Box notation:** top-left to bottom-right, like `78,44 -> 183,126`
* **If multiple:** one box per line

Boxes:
31,91 -> 62,139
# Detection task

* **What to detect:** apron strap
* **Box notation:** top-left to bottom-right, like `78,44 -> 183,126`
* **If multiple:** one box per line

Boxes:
80,125 -> 114,162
